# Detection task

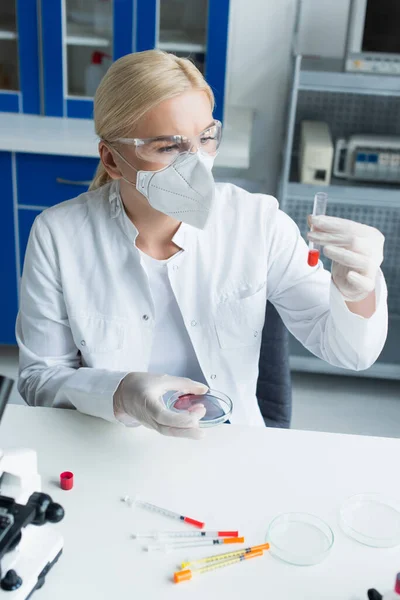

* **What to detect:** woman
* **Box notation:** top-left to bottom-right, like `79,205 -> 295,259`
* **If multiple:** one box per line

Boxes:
17,51 -> 387,439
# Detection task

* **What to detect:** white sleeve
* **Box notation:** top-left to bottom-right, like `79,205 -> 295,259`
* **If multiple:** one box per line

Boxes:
16,216 -> 128,422
266,209 -> 388,371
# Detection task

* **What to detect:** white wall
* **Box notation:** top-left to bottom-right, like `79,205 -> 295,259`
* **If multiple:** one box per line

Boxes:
225,0 -> 297,192
225,0 -> 350,193
297,0 -> 350,58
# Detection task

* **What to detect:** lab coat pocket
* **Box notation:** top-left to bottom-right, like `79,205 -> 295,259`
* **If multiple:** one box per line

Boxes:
69,314 -> 125,354
214,287 -> 267,349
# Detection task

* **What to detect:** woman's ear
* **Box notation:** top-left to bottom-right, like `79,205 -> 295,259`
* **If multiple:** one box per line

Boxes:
99,141 -> 122,180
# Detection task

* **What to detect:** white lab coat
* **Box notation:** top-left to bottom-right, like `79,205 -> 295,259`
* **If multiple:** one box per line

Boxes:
17,181 -> 388,427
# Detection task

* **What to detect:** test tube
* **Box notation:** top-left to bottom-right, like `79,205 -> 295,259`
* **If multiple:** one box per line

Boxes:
145,537 -> 244,553
173,549 -> 263,583
132,530 -> 239,540
121,495 -> 205,529
307,192 -> 328,267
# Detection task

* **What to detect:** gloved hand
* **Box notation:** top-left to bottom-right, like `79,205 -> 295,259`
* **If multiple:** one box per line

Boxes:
113,372 -> 208,439
308,215 -> 384,302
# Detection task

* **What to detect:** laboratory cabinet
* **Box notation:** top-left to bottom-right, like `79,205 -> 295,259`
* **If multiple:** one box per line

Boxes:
0,0 -> 253,165
41,0 -> 230,121
0,0 -> 40,114
0,0 -> 231,121
0,151 -> 18,345
41,0 -> 134,118
279,56 -> 400,380
0,149 -> 98,345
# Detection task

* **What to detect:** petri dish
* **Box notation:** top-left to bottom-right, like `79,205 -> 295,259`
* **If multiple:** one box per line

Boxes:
340,493 -> 400,548
165,389 -> 232,428
266,512 -> 334,566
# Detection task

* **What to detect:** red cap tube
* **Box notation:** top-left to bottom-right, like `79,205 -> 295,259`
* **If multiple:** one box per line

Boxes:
60,471 -> 74,491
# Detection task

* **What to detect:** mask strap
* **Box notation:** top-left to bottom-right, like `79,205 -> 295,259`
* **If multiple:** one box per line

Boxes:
104,142 -> 138,188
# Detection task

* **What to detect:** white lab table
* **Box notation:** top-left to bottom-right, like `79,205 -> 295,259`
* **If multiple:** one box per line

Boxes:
2,405 -> 400,600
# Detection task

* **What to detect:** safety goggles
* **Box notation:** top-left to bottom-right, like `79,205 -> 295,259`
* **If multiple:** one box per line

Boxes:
114,120 -> 222,166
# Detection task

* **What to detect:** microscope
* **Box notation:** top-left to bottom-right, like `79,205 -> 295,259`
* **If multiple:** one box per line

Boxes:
0,376 -> 65,599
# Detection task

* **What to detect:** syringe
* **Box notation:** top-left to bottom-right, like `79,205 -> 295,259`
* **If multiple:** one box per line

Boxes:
121,495 -> 205,529
307,192 -> 328,267
132,530 -> 238,540
173,549 -> 263,583
145,536 -> 244,552
181,542 -> 270,569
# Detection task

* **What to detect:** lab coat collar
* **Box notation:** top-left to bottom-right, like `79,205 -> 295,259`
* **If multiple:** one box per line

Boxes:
108,180 -> 123,219
108,180 -> 199,250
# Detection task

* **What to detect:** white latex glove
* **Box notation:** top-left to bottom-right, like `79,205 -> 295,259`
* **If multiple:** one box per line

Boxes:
113,372 -> 208,439
308,215 -> 384,302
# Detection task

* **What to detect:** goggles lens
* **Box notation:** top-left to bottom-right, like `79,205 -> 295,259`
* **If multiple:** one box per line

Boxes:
117,121 -> 222,166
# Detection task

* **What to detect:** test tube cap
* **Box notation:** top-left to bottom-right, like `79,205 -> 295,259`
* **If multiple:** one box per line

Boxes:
395,573 -> 400,594
60,471 -> 74,491
174,569 -> 192,584
307,249 -> 320,267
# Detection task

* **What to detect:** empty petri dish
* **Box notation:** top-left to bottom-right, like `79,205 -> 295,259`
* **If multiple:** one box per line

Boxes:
165,389 -> 232,428
266,512 -> 334,566
340,493 -> 400,548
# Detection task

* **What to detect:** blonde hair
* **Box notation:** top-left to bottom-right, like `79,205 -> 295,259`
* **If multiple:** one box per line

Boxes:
90,50 -> 215,190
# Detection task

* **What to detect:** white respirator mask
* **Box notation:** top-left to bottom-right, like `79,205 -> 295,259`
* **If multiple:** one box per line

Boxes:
111,148 -> 216,230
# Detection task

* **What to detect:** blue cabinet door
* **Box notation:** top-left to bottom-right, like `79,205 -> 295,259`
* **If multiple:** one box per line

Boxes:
16,153 -> 98,208
0,1 -> 40,114
135,0 -> 229,122
205,0 -> 230,123
0,152 -> 18,344
41,0 -> 135,119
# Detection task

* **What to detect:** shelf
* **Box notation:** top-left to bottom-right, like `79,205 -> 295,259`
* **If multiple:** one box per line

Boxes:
0,110 -> 253,169
0,25 -> 17,41
289,316 -> 400,380
66,22 -> 110,48
158,29 -> 206,53
299,57 -> 400,97
286,181 -> 400,207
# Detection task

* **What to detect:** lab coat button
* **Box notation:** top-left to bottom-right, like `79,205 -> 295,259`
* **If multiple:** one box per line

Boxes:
191,320 -> 197,327
173,265 -> 179,271
142,314 -> 150,321
80,340 -> 86,346
210,374 -> 217,380
254,331 -> 258,337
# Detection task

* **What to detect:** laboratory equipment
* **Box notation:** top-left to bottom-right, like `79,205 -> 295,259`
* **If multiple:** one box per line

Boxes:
299,121 -> 333,186
84,52 -> 109,97
145,537 -> 244,552
165,389 -> 233,427
181,542 -> 270,569
307,192 -> 328,267
345,0 -> 400,75
59,471 -> 73,491
132,530 -> 238,540
121,496 -> 205,528
0,375 -> 65,598
333,135 -> 400,184
174,549 -> 263,583
266,512 -> 334,566
368,591 -> 383,600
340,493 -> 400,547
